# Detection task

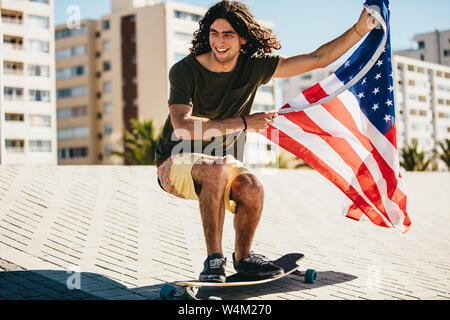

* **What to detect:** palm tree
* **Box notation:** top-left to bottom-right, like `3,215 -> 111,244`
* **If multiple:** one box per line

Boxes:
400,142 -> 431,171
271,152 -> 311,169
111,119 -> 158,165
437,139 -> 450,170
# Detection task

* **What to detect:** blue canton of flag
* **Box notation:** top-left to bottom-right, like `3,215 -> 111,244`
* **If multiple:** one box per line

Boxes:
335,0 -> 394,135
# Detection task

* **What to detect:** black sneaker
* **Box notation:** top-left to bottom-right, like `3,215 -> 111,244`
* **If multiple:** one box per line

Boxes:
233,251 -> 284,278
199,253 -> 227,283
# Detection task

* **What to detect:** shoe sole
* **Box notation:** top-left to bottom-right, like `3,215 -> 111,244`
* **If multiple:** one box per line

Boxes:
199,274 -> 226,283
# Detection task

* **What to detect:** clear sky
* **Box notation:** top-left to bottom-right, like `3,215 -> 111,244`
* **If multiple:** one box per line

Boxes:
54,0 -> 450,58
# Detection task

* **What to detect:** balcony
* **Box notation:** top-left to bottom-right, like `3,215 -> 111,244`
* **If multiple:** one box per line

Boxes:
1,9 -> 23,25
3,36 -> 24,51
3,61 -> 24,76
5,140 -> 25,153
3,87 -> 25,102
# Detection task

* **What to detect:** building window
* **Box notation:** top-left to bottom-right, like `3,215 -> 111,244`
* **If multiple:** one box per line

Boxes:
4,87 -> 23,100
58,127 -> 89,140
56,65 -> 88,80
104,103 -> 113,114
29,140 -> 51,152
103,61 -> 111,71
103,41 -> 111,51
174,10 -> 202,22
105,145 -> 114,156
55,25 -> 86,40
56,45 -> 87,60
258,85 -> 274,94
3,36 -> 23,50
174,53 -> 187,62
4,61 -> 24,75
103,82 -> 112,93
27,39 -> 49,53
418,41 -> 425,49
5,113 -> 24,122
28,15 -> 49,29
5,140 -> 24,152
28,64 -> 50,77
104,123 -> 113,135
58,147 -> 88,159
57,106 -> 88,119
29,90 -> 50,102
444,49 -> 450,57
102,20 -> 110,30
57,86 -> 88,99
174,31 -> 193,43
29,114 -> 51,127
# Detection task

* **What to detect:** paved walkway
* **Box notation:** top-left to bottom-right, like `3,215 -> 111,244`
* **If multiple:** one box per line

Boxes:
0,165 -> 449,300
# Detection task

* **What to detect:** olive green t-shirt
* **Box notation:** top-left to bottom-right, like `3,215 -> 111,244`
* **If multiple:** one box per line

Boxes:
155,53 -> 280,167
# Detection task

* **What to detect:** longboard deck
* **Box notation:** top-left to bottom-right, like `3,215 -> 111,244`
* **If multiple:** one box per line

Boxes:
175,253 -> 304,288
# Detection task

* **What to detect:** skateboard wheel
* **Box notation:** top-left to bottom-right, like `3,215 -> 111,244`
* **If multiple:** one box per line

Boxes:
304,269 -> 317,284
160,284 -> 177,300
208,296 -> 222,300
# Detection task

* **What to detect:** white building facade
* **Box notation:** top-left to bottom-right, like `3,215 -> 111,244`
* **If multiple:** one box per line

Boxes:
393,55 -> 450,153
0,0 -> 57,164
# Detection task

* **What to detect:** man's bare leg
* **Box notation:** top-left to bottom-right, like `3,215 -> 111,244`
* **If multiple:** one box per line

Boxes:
230,174 -> 264,262
191,156 -> 228,256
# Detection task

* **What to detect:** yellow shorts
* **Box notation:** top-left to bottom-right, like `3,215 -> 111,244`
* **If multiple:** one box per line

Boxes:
157,153 -> 251,213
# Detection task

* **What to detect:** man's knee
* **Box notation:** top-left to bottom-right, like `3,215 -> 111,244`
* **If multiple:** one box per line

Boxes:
231,174 -> 264,206
192,161 -> 229,187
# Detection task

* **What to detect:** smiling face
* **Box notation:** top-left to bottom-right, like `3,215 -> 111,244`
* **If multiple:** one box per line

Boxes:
209,18 -> 247,66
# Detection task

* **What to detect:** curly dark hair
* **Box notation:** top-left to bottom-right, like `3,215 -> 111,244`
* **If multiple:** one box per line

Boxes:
190,0 -> 281,57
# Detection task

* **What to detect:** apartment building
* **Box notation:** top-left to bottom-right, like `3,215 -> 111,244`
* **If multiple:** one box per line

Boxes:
55,0 -> 278,166
0,0 -> 56,164
396,29 -> 450,67
393,55 -> 450,154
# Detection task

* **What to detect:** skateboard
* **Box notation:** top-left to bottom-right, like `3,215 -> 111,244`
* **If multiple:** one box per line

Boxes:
159,253 -> 317,300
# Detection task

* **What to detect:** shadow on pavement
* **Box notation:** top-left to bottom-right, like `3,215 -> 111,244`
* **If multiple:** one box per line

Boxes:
194,271 -> 358,299
0,270 -> 357,300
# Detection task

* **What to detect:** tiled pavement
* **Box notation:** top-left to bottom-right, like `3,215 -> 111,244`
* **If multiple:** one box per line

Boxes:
0,165 -> 449,300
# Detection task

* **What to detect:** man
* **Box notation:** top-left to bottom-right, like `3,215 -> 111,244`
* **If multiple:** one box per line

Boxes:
155,0 -> 374,282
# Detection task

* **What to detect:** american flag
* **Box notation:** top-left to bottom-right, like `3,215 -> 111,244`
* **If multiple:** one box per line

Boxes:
263,0 -> 411,233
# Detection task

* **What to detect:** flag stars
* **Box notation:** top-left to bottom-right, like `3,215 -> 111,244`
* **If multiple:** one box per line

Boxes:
344,61 -> 351,68
357,92 -> 365,99
375,73 -> 382,80
388,85 -> 394,92
372,103 -> 379,111
376,60 -> 384,67
385,99 -> 393,107
384,114 -> 392,122
362,78 -> 367,85
372,87 -> 380,95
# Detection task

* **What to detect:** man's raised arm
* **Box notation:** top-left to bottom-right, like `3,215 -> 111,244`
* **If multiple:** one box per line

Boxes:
272,8 -> 376,79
